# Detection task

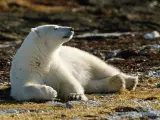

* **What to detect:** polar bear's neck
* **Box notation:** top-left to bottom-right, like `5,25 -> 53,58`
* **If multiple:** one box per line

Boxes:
15,32 -> 60,74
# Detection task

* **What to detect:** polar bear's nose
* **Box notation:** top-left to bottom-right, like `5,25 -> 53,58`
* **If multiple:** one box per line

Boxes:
70,28 -> 74,32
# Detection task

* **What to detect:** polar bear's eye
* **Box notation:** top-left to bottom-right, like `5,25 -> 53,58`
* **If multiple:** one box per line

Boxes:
54,27 -> 58,30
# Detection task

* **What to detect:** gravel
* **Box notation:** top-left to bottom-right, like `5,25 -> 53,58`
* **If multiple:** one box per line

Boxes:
106,110 -> 160,119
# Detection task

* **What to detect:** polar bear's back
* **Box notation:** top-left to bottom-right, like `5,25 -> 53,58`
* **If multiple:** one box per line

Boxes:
58,46 -> 120,84
59,46 -> 94,63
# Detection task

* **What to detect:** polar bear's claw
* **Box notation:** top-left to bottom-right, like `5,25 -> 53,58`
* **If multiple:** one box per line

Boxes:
69,93 -> 88,101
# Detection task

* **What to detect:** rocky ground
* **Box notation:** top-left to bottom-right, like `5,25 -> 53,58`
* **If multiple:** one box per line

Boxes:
0,0 -> 160,119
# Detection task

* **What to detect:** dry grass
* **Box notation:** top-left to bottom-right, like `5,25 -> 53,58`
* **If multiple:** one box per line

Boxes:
1,0 -> 75,13
0,83 -> 160,120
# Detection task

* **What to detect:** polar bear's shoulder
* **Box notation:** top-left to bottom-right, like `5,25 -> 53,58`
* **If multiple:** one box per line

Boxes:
59,46 -> 106,70
59,46 -> 95,63
60,46 -> 84,54
59,46 -> 92,58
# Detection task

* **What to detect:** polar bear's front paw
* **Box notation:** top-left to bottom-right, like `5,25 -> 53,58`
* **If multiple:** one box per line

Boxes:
69,93 -> 88,101
107,74 -> 126,92
41,85 -> 57,100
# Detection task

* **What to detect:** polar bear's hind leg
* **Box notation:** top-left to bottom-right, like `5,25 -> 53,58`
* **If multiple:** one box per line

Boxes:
107,74 -> 126,92
85,74 -> 125,93
124,76 -> 138,90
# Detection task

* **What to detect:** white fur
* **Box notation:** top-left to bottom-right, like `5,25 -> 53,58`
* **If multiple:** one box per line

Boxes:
10,25 -> 138,101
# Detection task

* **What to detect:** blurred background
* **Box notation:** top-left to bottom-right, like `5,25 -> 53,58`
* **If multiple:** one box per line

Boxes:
0,0 -> 160,88
0,0 -> 160,36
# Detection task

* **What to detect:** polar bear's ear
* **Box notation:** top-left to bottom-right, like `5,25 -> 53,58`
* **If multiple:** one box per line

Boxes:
31,28 -> 40,38
31,28 -> 36,32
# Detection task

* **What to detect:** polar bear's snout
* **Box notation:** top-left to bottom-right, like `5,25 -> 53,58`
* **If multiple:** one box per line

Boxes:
62,27 -> 74,40
70,27 -> 74,32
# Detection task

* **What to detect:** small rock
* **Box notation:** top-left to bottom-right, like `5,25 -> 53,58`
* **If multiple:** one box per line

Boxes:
69,101 -> 81,105
99,52 -> 105,60
144,31 -> 160,39
19,110 -> 29,113
144,97 -> 158,101
85,100 -> 103,106
7,110 -> 19,114
152,44 -> 160,50
61,113 -> 67,117
48,101 -> 65,107
105,110 -> 160,119
0,82 -> 3,86
107,58 -> 125,62
116,50 -> 138,59
139,47 -> 150,56
149,1 -> 158,8
29,110 -> 38,113
104,51 -> 118,59
139,44 -> 160,56
4,109 -> 19,114
54,103 -> 64,107
74,32 -> 134,39
0,109 -> 51,115
105,98 -> 111,101
84,114 -> 98,117
146,70 -> 160,78
157,84 -> 160,88
72,118 -> 81,120
66,102 -> 72,108
115,106 -> 139,112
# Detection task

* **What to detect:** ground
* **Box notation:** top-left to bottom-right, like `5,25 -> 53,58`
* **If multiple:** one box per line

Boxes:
0,0 -> 160,119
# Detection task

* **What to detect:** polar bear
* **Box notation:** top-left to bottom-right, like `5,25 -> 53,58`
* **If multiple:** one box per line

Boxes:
10,25 -> 138,101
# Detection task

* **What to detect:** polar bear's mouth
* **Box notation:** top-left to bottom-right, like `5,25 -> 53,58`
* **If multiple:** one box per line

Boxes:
63,31 -> 74,38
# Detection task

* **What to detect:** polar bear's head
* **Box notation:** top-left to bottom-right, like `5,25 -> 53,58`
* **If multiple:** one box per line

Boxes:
31,25 -> 74,49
